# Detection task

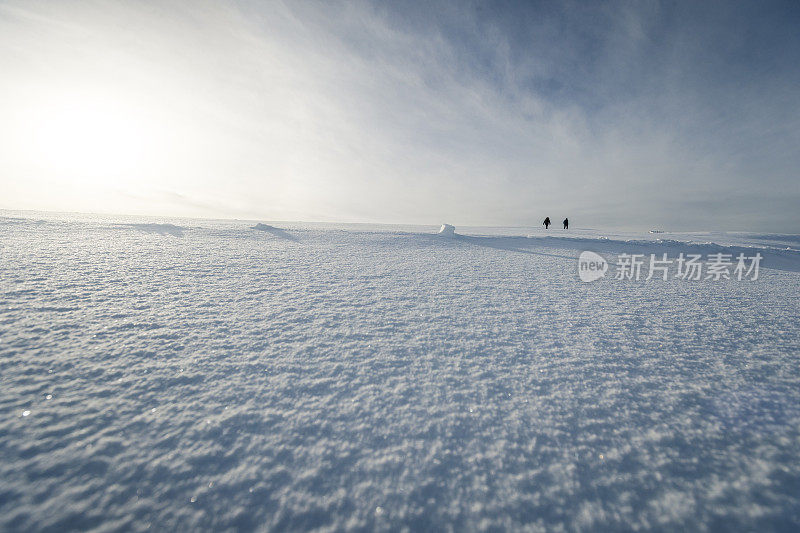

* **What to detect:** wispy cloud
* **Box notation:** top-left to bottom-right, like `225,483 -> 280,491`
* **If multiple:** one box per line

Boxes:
1,0 -> 798,230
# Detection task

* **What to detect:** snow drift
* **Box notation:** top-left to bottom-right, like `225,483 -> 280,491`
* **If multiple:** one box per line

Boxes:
437,224 -> 455,237
115,223 -> 185,237
252,223 -> 300,242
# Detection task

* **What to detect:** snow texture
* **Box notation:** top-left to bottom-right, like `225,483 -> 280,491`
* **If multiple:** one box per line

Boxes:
1,212 -> 800,531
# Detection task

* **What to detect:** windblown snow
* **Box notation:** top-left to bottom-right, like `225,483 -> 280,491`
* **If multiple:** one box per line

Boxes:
1,212 -> 799,531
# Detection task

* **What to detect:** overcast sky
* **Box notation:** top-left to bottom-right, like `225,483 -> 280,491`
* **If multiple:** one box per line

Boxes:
1,0 -> 798,231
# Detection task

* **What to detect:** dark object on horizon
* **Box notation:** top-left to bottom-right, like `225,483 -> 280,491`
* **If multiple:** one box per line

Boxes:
543,217 -> 551,229
563,218 -> 569,230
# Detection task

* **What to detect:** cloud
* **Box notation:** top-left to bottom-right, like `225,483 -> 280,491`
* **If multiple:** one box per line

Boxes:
1,0 -> 798,231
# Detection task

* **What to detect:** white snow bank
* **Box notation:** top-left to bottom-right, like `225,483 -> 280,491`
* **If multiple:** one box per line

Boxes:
252,223 -> 299,242
117,223 -> 184,237
438,224 -> 455,237
445,231 -> 800,273
517,235 -> 800,272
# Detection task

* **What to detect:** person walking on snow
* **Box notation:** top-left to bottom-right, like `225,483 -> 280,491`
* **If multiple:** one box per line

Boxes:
543,217 -> 551,229
563,218 -> 569,230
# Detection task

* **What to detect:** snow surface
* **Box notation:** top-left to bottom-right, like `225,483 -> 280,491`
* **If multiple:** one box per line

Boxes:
2,212 -> 800,531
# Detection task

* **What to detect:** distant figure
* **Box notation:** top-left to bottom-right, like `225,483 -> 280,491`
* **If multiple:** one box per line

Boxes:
563,218 -> 569,230
543,217 -> 551,229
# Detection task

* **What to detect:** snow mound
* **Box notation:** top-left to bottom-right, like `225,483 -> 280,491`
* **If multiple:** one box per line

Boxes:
117,223 -> 184,237
252,223 -> 299,242
438,224 -> 455,237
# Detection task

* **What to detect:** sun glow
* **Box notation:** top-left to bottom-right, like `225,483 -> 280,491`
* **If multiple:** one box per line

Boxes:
16,89 -> 167,190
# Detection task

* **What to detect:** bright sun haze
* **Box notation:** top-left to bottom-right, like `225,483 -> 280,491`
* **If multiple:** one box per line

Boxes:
1,0 -> 799,230
22,92 -> 158,185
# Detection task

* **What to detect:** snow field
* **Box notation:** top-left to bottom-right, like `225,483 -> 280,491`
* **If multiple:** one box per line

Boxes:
1,214 -> 799,530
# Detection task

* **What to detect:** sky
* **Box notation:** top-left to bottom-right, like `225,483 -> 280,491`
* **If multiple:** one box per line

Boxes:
1,0 -> 799,231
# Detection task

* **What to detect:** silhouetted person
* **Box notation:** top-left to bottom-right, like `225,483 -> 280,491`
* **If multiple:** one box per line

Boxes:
563,218 -> 568,230
543,217 -> 551,229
